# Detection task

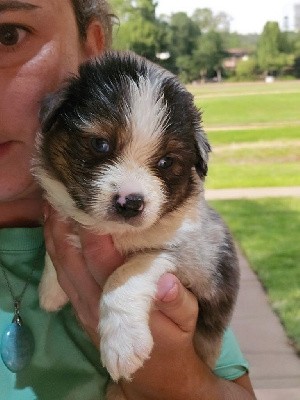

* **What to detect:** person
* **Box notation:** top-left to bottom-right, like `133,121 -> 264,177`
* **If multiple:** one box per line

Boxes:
0,0 -> 256,398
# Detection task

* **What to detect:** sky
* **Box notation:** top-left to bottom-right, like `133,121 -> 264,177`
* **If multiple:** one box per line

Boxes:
156,0 -> 298,34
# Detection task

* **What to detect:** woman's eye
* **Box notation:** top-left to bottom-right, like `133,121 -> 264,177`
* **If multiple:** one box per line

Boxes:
0,24 -> 27,48
157,156 -> 174,169
90,138 -> 111,154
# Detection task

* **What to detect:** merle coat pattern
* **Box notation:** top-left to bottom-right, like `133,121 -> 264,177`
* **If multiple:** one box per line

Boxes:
33,51 -> 239,399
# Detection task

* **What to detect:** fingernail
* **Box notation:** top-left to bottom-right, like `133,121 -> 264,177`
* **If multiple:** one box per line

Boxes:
156,274 -> 179,302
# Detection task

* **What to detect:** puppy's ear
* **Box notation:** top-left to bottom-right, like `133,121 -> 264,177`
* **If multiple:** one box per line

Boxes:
194,127 -> 211,179
39,88 -> 67,133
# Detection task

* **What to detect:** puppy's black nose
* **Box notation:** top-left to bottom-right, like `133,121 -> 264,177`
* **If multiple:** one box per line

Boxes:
114,193 -> 144,218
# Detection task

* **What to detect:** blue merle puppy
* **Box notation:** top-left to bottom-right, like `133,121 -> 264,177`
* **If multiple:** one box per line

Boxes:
33,51 -> 239,399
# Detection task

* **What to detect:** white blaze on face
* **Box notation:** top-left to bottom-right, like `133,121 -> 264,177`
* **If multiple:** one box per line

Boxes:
125,74 -> 170,162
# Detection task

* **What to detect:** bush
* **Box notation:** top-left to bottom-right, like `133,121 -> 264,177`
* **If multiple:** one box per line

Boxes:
235,58 -> 258,81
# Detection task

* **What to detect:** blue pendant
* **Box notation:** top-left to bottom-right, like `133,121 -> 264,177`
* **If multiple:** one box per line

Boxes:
1,303 -> 34,373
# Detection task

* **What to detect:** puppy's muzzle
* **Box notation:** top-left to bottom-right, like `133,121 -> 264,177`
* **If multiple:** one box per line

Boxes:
114,193 -> 145,218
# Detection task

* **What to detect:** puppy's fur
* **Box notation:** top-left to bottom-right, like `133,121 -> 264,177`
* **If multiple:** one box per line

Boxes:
33,51 -> 239,398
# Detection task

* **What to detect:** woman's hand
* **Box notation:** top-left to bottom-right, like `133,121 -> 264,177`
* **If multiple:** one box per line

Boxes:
43,204 -> 124,344
120,273 -> 216,400
121,273 -> 256,400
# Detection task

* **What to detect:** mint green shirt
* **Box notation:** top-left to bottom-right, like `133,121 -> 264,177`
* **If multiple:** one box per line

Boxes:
0,228 -> 248,399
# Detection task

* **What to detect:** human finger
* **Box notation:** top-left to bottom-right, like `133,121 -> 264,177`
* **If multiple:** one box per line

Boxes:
78,228 -> 124,286
43,204 -> 101,322
44,208 -> 101,295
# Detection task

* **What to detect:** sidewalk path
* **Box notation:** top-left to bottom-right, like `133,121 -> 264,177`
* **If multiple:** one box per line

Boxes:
232,249 -> 300,399
206,186 -> 300,200
207,186 -> 300,399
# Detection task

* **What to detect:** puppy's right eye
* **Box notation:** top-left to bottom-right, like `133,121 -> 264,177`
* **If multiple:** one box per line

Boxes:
158,156 -> 173,169
90,138 -> 110,154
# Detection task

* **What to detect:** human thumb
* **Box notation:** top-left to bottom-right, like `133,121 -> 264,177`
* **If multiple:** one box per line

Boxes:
155,273 -> 198,333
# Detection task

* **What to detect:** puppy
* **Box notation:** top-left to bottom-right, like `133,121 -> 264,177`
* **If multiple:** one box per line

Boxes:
33,51 -> 239,398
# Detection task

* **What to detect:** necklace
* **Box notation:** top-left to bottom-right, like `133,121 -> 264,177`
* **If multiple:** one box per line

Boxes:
0,262 -> 35,372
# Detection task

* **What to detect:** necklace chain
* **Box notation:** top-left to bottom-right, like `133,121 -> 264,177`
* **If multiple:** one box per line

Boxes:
0,261 -> 36,304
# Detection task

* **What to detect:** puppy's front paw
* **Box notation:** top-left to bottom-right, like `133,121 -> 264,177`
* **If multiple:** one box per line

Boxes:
39,277 -> 68,312
39,253 -> 69,312
99,294 -> 153,381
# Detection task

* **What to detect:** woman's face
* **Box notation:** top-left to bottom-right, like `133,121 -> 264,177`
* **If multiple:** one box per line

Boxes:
0,0 -> 88,202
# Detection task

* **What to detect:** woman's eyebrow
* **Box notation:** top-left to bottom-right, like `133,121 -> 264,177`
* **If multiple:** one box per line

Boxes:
0,1 -> 40,13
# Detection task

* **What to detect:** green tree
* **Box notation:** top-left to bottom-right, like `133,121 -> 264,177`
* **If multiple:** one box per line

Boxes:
175,55 -> 200,82
194,31 -> 226,81
158,12 -> 201,80
192,8 -> 231,33
256,21 -> 291,76
291,32 -> 300,77
110,0 -> 132,20
137,0 -> 157,20
155,17 -> 176,71
294,56 -> 300,78
168,12 -> 200,58
111,0 -> 159,60
291,32 -> 300,55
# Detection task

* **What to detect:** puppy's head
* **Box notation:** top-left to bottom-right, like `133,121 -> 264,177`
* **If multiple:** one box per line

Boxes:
34,51 -> 211,233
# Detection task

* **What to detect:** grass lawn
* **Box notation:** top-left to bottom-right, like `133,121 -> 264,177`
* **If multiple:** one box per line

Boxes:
189,80 -> 300,129
210,198 -> 300,352
207,126 -> 300,146
195,92 -> 300,128
187,81 -> 300,350
188,82 -> 300,190
187,80 -> 300,97
207,161 -> 300,189
206,136 -> 300,188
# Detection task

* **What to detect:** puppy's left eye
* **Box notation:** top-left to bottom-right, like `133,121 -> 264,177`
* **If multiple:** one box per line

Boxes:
90,138 -> 110,154
158,156 -> 173,169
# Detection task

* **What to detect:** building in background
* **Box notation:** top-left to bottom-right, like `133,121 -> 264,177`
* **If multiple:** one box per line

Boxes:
223,49 -> 250,71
